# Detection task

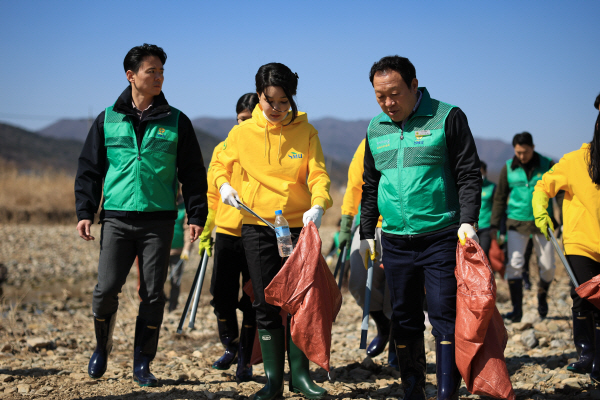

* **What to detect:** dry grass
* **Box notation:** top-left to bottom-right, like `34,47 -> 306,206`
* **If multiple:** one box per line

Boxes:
0,158 -> 76,223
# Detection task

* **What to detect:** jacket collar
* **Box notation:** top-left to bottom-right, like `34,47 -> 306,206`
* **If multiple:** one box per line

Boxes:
511,151 -> 541,171
379,87 -> 432,124
113,86 -> 171,118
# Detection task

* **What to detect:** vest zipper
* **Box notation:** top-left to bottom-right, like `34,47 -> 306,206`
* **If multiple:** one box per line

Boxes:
397,127 -> 408,230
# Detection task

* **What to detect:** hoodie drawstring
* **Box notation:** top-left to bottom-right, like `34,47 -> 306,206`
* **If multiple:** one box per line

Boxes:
263,121 -> 284,164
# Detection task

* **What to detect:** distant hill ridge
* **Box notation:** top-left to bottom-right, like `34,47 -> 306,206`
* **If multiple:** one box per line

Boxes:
35,116 -> 517,176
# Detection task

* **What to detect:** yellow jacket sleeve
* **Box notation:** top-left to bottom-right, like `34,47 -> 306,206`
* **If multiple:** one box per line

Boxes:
307,129 -> 333,211
206,145 -> 221,212
341,139 -> 366,216
533,160 -> 571,200
212,128 -> 240,191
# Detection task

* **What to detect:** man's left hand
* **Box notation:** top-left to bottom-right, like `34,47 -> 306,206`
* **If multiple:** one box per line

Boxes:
458,223 -> 479,245
189,224 -> 203,242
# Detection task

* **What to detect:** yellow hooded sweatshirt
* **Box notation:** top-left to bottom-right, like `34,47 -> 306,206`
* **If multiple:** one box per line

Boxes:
212,105 -> 332,228
206,142 -> 243,237
341,139 -> 383,227
534,143 -> 600,262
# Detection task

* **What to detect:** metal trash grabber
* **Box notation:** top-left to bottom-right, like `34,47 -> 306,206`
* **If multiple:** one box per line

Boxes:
238,201 -> 275,229
187,250 -> 210,329
548,227 -> 579,287
360,248 -> 375,349
334,244 -> 347,280
168,259 -> 184,281
177,250 -> 204,334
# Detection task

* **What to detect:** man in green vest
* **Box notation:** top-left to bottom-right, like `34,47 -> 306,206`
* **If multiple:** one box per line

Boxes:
478,161 -> 496,259
74,44 -> 208,387
360,56 -> 482,400
490,132 -> 556,323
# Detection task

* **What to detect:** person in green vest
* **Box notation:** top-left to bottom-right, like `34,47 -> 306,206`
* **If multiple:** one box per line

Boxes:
75,44 -> 208,387
490,132 -> 556,323
167,189 -> 192,312
360,56 -> 482,400
477,161 -> 496,259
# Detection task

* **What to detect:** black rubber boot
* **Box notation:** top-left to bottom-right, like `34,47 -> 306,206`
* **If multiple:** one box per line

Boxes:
133,317 -> 161,387
436,335 -> 462,400
537,279 -> 551,319
366,310 -> 390,358
567,310 -> 595,374
387,337 -> 399,370
504,279 -> 523,323
212,317 -> 239,370
236,323 -> 255,382
288,328 -> 327,399
395,338 -> 426,400
590,314 -> 600,383
254,328 -> 285,400
88,312 -> 117,379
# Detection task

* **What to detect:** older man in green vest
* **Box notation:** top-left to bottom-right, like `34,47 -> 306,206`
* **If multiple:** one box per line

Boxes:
360,56 -> 482,400
75,44 -> 207,387
490,132 -> 556,323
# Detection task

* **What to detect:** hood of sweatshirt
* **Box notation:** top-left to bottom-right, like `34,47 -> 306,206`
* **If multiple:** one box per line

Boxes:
251,104 -> 309,161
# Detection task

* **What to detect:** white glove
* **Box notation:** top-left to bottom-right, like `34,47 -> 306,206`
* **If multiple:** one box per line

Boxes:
219,183 -> 240,210
458,223 -> 479,245
302,205 -> 324,228
359,239 -> 377,269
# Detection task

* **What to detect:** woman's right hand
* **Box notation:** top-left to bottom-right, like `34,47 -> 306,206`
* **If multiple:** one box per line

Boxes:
219,183 -> 241,209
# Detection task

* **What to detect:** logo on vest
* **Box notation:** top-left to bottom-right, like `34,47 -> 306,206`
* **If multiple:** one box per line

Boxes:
157,127 -> 166,138
261,335 -> 272,341
288,151 -> 303,159
376,138 -> 390,150
415,130 -> 431,139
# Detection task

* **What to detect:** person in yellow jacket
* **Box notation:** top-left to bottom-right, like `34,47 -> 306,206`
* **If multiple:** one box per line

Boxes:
533,107 -> 600,383
211,63 -> 332,400
339,139 -> 395,365
198,93 -> 258,382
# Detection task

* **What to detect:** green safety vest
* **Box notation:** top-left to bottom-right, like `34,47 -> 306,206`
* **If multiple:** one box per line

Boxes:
506,154 -> 553,221
478,178 -> 496,229
171,202 -> 186,248
103,105 -> 180,212
367,88 -> 460,236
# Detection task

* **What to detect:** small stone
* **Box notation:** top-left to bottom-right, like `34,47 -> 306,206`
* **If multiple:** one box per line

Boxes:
203,390 -> 217,400
1,344 -> 12,352
546,322 -> 560,332
513,321 -> 533,331
0,374 -> 14,383
177,373 -> 189,381
17,384 -> 31,393
361,356 -> 376,370
26,338 -> 53,349
5,387 -> 17,394
166,350 -> 178,358
521,329 -> 538,349
562,377 -> 581,388
71,373 -> 87,380
191,369 -> 205,379
41,386 -> 54,392
546,356 -> 561,370
521,312 -> 541,325
192,350 -> 202,358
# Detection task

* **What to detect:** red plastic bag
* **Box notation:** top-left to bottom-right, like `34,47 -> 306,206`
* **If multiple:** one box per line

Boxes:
576,275 -> 600,309
489,238 -> 505,278
264,222 -> 342,371
455,238 -> 515,400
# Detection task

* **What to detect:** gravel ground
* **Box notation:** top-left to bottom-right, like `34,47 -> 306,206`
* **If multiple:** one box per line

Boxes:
0,224 -> 598,399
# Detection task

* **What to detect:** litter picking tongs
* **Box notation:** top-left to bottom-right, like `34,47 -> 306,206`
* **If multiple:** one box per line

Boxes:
238,201 -> 275,230
177,249 -> 209,333
360,245 -> 376,349
334,218 -> 358,289
548,227 -> 579,287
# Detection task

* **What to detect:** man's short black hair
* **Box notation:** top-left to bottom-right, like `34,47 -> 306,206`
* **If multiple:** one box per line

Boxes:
480,161 -> 487,172
595,92 -> 600,110
512,132 -> 534,147
123,44 -> 167,74
369,56 -> 416,87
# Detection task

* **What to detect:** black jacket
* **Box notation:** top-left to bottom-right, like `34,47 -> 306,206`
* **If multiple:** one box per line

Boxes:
74,86 -> 208,226
360,106 -> 481,239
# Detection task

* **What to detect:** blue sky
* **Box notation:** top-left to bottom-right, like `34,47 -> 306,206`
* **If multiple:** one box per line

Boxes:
1,1 -> 599,159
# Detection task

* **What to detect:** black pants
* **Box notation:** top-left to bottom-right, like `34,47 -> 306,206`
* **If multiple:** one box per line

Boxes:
242,224 -> 302,330
93,218 -> 174,324
382,228 -> 458,340
478,228 -> 492,260
569,255 -> 600,313
210,233 -> 254,324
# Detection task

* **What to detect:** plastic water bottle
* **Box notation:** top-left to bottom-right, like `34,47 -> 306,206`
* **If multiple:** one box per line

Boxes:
274,210 -> 294,257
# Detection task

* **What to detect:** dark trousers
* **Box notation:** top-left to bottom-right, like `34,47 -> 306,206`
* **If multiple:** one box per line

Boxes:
242,224 -> 302,330
92,218 -> 174,324
381,228 -> 457,340
478,228 -> 492,260
569,255 -> 600,313
210,233 -> 255,324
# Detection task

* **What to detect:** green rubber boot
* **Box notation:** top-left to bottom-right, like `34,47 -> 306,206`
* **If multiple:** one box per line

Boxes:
288,333 -> 327,399
254,328 -> 285,400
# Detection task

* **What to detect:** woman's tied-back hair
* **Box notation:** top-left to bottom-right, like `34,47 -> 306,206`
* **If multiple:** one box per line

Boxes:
236,93 -> 259,115
588,111 -> 600,185
123,44 -> 167,74
255,63 -> 299,125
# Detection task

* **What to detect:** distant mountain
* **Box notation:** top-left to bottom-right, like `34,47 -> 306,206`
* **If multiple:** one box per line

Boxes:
0,123 -> 83,173
37,118 -> 93,141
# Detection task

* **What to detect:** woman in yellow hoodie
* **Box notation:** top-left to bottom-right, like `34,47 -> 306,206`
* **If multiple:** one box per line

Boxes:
533,107 -> 600,383
212,63 -> 332,400
198,93 -> 258,382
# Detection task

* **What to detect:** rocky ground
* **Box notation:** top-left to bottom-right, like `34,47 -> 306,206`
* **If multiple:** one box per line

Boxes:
0,224 -> 599,399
